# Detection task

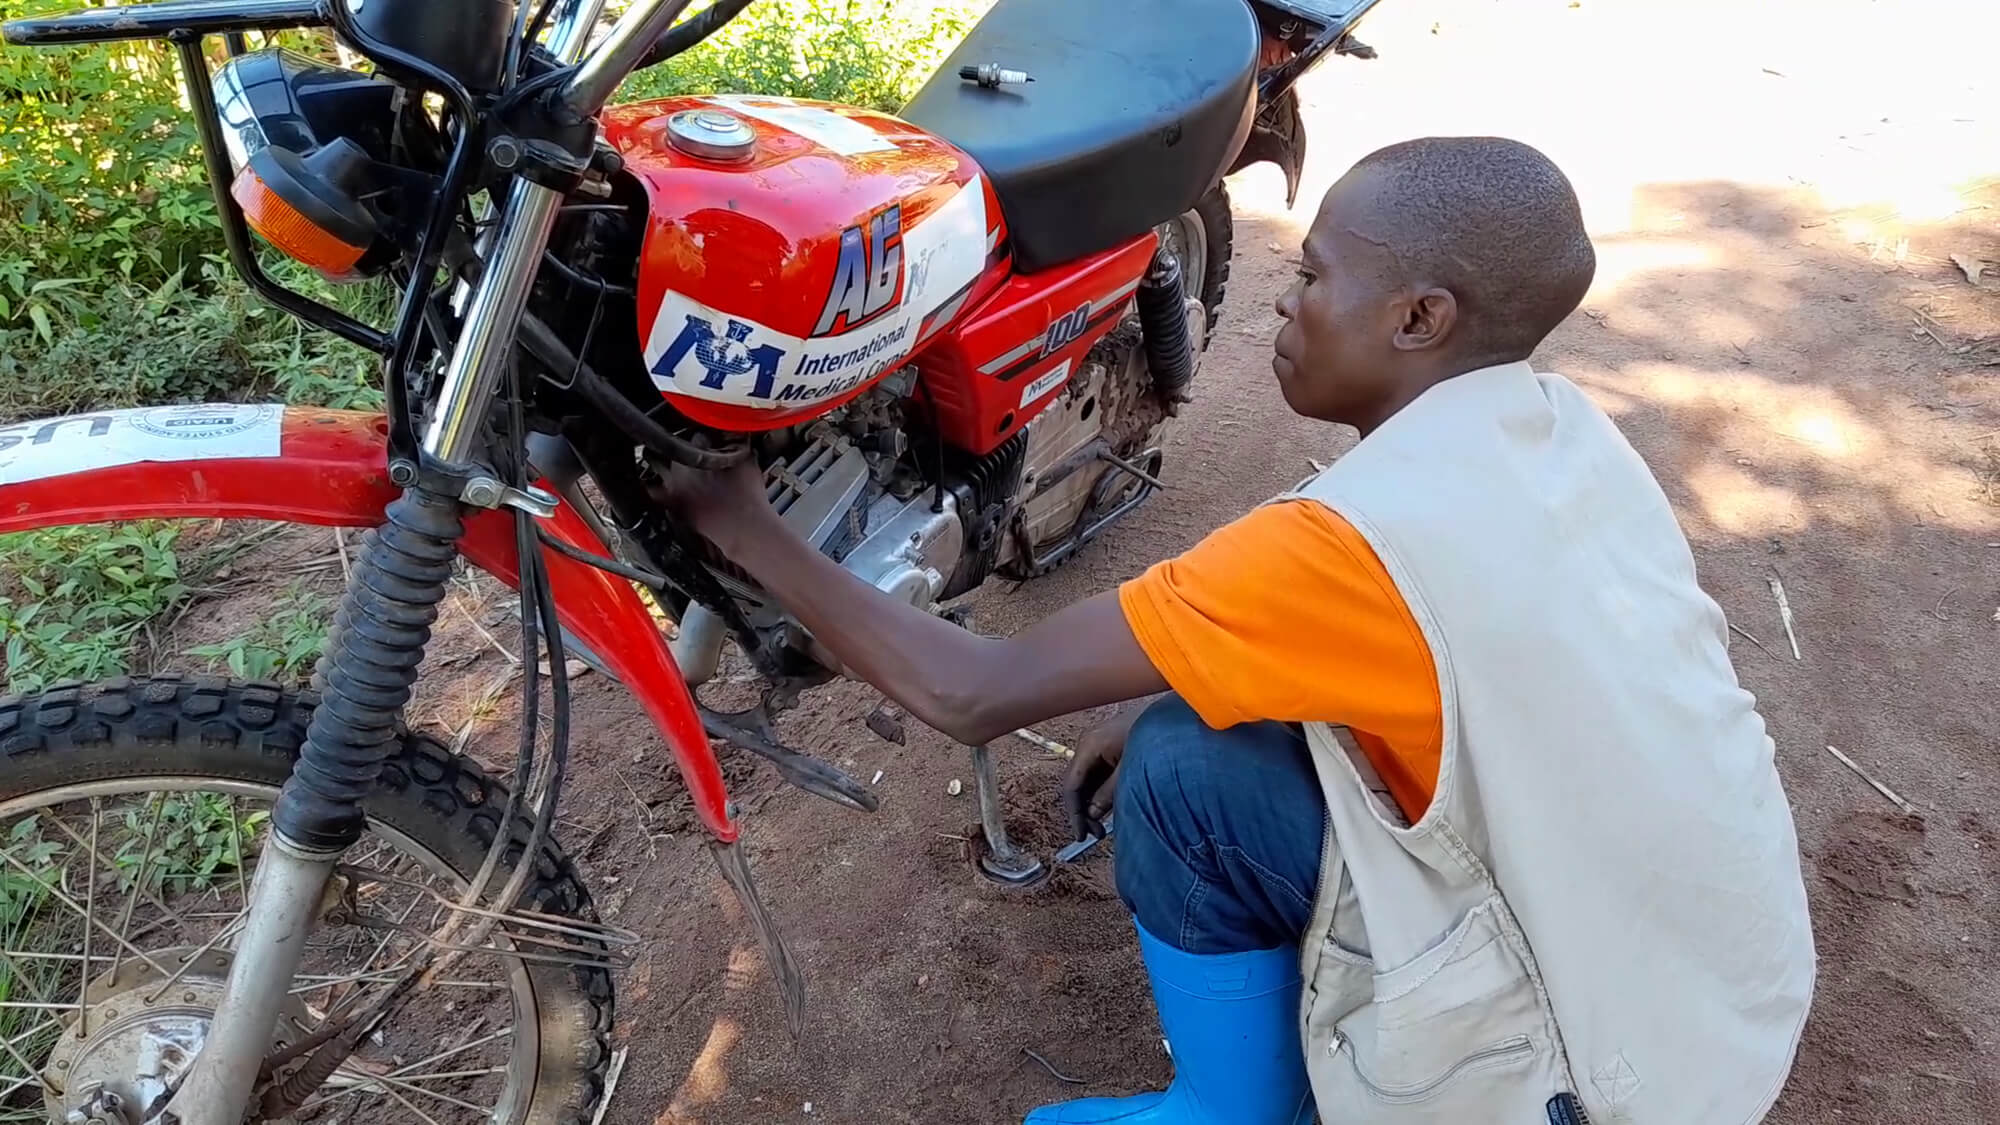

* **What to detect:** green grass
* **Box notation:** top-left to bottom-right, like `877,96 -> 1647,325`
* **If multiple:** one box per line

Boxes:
188,586 -> 330,684
0,523 -> 186,694
0,797 -> 266,1098
0,0 -> 978,699
618,0 -> 989,111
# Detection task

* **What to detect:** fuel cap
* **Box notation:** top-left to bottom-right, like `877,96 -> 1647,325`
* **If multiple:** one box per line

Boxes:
665,109 -> 756,162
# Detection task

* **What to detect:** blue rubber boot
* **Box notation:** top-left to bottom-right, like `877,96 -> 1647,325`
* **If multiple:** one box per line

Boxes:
1024,923 -> 1313,1124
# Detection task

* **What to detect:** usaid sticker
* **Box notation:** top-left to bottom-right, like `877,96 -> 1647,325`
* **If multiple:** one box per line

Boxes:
646,179 -> 988,409
0,403 -> 284,485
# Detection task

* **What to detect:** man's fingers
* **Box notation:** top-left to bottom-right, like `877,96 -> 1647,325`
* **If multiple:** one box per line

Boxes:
1087,760 -> 1121,824
1062,783 -> 1092,842
1062,749 -> 1114,841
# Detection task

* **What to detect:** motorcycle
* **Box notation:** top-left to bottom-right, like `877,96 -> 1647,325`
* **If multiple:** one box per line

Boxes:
0,0 -> 1380,1120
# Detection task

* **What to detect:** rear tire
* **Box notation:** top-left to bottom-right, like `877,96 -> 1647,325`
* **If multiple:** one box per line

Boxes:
0,676 -> 614,1125
1164,183 -> 1234,343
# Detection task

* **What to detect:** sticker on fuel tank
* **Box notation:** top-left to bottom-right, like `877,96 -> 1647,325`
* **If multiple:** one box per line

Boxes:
705,95 -> 896,156
815,204 -> 905,336
645,179 -> 987,409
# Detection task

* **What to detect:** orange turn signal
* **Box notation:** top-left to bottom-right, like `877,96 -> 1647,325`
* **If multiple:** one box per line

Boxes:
231,164 -> 368,276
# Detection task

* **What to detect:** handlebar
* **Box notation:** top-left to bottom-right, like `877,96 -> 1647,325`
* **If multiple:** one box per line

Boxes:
3,0 -> 746,96
1,0 -> 326,46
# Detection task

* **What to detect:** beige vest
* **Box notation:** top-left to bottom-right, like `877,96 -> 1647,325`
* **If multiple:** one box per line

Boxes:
1287,363 -> 1814,1123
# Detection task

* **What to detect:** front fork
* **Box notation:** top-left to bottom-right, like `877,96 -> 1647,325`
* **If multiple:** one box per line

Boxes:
162,180 -> 567,1125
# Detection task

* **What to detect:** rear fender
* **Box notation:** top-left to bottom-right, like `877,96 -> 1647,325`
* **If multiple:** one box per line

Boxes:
0,403 -> 738,843
1229,84 -> 1307,207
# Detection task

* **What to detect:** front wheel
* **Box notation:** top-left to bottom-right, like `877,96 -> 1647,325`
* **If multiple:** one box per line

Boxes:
0,676 -> 613,1125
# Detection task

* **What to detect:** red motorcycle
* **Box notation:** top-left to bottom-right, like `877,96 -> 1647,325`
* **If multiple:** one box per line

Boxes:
0,0 -> 1379,1121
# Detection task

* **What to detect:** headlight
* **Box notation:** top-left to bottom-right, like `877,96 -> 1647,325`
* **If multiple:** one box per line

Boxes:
210,49 -> 400,278
211,49 -> 399,175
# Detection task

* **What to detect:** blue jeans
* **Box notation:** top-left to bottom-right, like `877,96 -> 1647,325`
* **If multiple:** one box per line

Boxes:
1113,696 -> 1328,954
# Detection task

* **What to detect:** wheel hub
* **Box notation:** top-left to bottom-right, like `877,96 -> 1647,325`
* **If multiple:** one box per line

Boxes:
39,949 -> 302,1125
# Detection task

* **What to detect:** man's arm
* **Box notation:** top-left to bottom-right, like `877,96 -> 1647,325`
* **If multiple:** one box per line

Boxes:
683,462 -> 1168,745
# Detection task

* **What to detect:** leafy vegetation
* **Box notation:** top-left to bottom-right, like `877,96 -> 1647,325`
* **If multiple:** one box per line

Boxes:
0,0 -> 981,695
112,792 -> 268,893
189,586 -> 330,683
620,0 -> 986,111
0,797 -> 266,1082
0,523 -> 186,694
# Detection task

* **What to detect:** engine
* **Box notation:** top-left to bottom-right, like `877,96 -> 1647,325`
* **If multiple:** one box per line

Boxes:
667,320 -> 1170,688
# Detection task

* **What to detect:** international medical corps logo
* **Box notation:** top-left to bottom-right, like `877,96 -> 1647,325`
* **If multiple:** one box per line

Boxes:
653,314 -> 786,401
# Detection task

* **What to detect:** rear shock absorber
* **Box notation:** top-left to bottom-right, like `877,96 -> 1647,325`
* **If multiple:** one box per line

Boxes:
278,487 -> 465,851
1136,247 -> 1197,403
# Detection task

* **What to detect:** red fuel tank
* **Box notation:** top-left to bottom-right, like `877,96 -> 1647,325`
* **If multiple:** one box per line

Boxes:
602,95 -> 1005,433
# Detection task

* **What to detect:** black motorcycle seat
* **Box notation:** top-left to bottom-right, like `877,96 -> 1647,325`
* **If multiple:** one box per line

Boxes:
902,0 -> 1258,274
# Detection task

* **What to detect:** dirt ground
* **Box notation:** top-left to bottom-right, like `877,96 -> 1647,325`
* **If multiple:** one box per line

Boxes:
143,1 -> 2000,1121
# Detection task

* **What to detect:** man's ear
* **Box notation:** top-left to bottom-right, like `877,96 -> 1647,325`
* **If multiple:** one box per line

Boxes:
1391,286 -> 1457,351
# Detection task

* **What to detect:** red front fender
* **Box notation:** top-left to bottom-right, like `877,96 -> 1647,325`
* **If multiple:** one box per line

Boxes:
0,405 -> 737,842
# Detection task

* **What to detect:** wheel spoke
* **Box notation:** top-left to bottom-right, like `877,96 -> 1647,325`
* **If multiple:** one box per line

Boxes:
226,793 -> 250,906
0,1014 -> 57,1097
389,1027 -> 512,1077
0,950 -> 59,1006
382,1064 -> 506,1083
78,796 -> 99,1038
379,1081 -> 453,1125
108,795 -> 169,981
0,1068 -> 43,1100
140,910 -> 249,1005
0,845 -> 171,980
45,812 -> 203,959
1,779 -> 536,1124
338,1068 -> 491,1114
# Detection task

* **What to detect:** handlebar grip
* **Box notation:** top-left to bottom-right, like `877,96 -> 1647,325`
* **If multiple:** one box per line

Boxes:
2,0 -> 325,47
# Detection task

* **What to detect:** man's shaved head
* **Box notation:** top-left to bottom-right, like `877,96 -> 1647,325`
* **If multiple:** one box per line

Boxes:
1272,137 -> 1597,432
1345,137 -> 1595,360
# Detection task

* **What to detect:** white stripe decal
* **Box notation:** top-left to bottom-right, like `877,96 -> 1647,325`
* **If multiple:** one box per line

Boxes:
979,334 -> 1044,375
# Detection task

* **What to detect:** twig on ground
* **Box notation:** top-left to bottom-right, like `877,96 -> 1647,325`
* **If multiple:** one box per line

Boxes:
455,597 -> 520,665
1825,745 -> 1918,816
451,664 -> 520,755
1022,1047 -> 1086,1085
1728,622 -> 1774,658
588,1047 -> 629,1125
613,769 -> 659,859
936,833 -> 969,842
1012,728 -> 1073,759
1767,574 -> 1802,660
1911,314 -> 1947,349
332,528 -> 351,581
1934,587 -> 1959,621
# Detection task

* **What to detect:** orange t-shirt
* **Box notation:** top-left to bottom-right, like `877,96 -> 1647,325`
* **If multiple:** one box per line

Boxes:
1118,499 -> 1444,821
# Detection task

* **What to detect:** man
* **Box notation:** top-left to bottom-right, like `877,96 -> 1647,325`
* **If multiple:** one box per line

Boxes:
671,137 -> 1815,1124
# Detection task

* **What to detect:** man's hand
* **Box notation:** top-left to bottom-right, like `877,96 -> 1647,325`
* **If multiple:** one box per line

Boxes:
659,459 -> 776,555
1061,703 -> 1151,841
